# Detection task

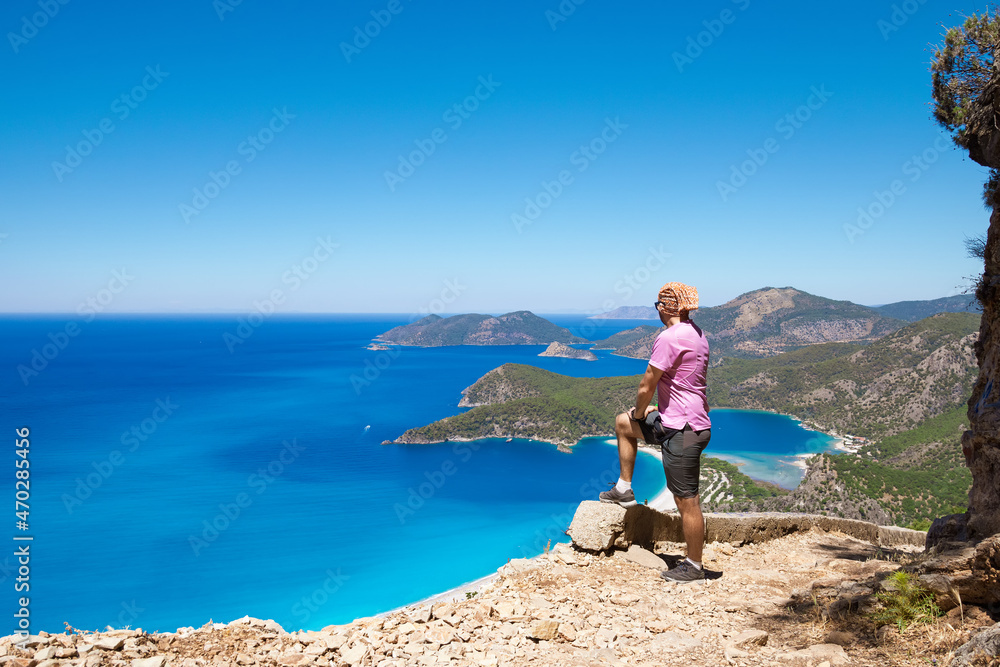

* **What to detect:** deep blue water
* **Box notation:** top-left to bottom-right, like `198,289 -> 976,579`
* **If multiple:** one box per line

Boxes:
0,314 -> 835,634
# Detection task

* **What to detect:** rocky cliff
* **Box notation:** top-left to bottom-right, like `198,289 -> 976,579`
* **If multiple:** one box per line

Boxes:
7,506 -> 995,667
538,342 -> 597,361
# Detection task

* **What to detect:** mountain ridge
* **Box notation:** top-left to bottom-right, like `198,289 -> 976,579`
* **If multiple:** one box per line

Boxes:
591,287 -> 906,360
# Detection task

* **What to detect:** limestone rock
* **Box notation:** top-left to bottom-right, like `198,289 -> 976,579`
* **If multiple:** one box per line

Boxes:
724,646 -> 748,664
621,545 -> 665,570
568,501 -> 627,551
132,657 -> 166,667
424,625 -> 455,645
340,643 -> 367,665
93,636 -> 125,651
729,629 -> 768,648
927,513 -> 970,547
528,620 -> 559,641
950,623 -> 1000,666
916,534 -> 1000,609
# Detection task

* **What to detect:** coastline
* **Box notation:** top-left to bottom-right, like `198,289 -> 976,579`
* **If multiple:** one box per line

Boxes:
375,571 -> 501,619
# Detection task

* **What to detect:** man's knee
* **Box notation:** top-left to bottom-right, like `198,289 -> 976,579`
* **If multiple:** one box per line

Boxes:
675,494 -> 702,512
615,412 -> 631,433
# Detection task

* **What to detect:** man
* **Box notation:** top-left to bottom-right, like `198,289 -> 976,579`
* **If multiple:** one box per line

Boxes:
599,282 -> 712,583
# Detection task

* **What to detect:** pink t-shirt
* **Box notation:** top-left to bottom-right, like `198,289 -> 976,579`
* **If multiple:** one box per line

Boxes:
648,320 -> 711,431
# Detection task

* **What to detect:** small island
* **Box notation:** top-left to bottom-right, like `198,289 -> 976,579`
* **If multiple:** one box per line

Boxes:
538,341 -> 597,361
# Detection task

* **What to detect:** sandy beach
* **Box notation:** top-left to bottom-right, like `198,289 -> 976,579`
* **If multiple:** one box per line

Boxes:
787,452 -> 819,472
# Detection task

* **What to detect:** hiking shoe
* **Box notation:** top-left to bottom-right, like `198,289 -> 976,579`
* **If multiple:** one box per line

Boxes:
599,484 -> 637,508
660,560 -> 705,583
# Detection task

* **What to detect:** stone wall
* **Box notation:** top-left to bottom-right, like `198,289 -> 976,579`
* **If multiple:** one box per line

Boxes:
566,501 -> 926,554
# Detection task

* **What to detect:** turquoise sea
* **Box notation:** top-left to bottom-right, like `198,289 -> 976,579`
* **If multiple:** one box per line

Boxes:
0,315 -> 838,634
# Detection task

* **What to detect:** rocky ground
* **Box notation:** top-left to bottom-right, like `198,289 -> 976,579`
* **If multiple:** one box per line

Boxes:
3,527 -> 997,667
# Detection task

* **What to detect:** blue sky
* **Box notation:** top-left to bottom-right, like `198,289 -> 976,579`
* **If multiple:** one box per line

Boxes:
0,0 -> 990,314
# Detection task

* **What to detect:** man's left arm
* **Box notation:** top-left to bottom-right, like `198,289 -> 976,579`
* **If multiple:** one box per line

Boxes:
631,364 -> 664,420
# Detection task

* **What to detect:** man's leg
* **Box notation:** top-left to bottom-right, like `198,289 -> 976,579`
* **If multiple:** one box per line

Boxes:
673,494 -> 704,563
660,427 -> 711,582
613,407 -> 656,482
599,408 -> 655,506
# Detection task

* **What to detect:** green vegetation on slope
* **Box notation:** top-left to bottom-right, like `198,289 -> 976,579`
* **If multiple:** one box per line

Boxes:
827,405 -> 971,527
700,457 -> 789,507
708,312 -> 980,439
399,364 -> 640,444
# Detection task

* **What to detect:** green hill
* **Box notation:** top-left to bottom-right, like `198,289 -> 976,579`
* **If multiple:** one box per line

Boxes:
396,364 -> 637,445
375,311 -> 588,346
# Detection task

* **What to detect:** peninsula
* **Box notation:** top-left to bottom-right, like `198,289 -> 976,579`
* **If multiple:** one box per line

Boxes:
375,311 -> 587,347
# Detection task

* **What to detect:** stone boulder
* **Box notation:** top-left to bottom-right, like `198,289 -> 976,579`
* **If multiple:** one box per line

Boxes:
926,512 -> 969,548
916,534 -> 1000,610
949,623 -> 1000,666
566,502 -> 682,552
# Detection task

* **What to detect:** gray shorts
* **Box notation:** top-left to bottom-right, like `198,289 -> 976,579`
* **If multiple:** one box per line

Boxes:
660,425 -> 711,499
